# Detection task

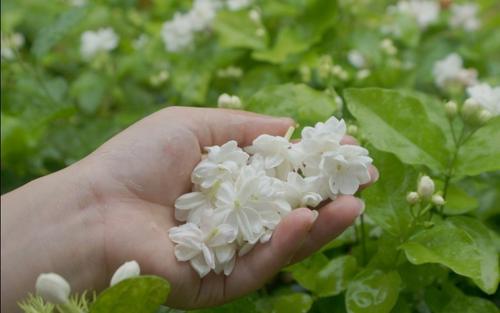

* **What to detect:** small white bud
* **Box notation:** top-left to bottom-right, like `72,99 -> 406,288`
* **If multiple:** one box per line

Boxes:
36,273 -> 71,304
477,109 -> 492,124
356,69 -> 371,80
431,194 -> 445,206
218,93 -> 243,109
255,28 -> 265,37
380,39 -> 397,55
406,191 -> 420,204
110,260 -> 140,286
445,101 -> 458,118
461,98 -> 480,121
249,9 -> 261,23
347,125 -> 358,136
417,176 -> 435,200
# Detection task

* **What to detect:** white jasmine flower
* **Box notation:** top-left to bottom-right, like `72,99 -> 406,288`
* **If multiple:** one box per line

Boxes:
80,27 -> 119,59
1,32 -> 25,60
35,273 -> 71,304
300,116 -> 346,177
245,134 -> 296,179
169,222 -> 237,277
433,53 -> 478,89
466,83 -> 500,116
284,172 -> 323,208
188,0 -> 218,32
320,145 -> 372,196
192,140 -> 249,189
417,176 -> 435,200
301,116 -> 346,153
217,93 -> 243,109
348,50 -> 366,68
161,13 -> 195,52
175,191 -> 213,224
450,4 -> 480,32
227,0 -> 252,11
110,261 -> 140,286
214,167 -> 269,243
396,0 -> 440,30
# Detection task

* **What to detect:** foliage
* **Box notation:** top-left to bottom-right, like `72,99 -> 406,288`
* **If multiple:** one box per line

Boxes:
5,0 -> 500,312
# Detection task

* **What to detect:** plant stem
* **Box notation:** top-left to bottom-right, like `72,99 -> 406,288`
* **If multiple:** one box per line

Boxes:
360,214 -> 367,266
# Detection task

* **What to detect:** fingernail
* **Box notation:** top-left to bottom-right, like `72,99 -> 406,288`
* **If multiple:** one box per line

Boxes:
311,210 -> 319,223
357,199 -> 365,216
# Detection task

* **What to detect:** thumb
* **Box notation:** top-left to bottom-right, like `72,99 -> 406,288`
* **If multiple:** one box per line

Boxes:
167,107 -> 295,148
224,208 -> 316,301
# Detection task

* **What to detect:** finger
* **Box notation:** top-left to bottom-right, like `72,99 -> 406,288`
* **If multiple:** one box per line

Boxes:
290,196 -> 363,263
359,165 -> 379,190
224,208 -> 316,300
340,135 -> 359,145
165,107 -> 295,148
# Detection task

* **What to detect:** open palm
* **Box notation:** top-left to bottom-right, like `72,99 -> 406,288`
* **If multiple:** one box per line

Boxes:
82,107 -> 377,309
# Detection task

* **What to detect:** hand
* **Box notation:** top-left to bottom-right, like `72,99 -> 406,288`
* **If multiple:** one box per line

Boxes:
1,107 -> 378,311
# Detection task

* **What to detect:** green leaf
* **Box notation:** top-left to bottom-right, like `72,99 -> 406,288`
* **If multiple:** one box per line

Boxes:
444,185 -> 478,215
425,284 -> 499,313
259,293 -> 314,313
346,269 -> 401,313
345,88 -> 448,172
401,217 -> 499,294
31,7 -> 87,58
289,254 -> 358,297
363,149 -> 417,237
440,295 -> 499,313
191,294 -> 259,313
70,72 -> 108,114
213,10 -> 268,50
90,276 -> 170,313
245,83 -> 337,129
252,0 -> 337,63
455,116 -> 500,177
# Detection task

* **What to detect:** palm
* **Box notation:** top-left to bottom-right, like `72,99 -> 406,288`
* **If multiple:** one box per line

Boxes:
87,107 -> 374,309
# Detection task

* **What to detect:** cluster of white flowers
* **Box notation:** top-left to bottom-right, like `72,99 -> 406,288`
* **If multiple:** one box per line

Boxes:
1,32 -> 25,61
394,0 -> 440,30
161,0 -> 253,52
347,50 -> 366,69
406,176 -> 444,206
169,116 -> 373,277
35,261 -> 140,304
466,83 -> 500,117
432,53 -> 478,89
449,3 -> 480,32
217,66 -> 243,78
80,27 -> 119,60
217,93 -> 243,109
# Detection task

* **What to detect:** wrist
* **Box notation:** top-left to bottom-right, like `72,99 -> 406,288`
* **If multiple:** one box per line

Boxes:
1,162 -> 106,312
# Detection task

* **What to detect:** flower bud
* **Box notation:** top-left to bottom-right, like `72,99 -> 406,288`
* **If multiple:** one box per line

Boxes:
477,109 -> 492,125
217,93 -> 243,109
347,125 -> 358,136
417,176 -> 435,200
461,98 -> 480,121
36,273 -> 71,304
431,194 -> 445,206
445,101 -> 458,118
406,191 -> 420,204
110,260 -> 141,286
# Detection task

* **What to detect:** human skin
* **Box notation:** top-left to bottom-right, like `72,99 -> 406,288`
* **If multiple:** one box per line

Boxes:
1,107 -> 378,312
